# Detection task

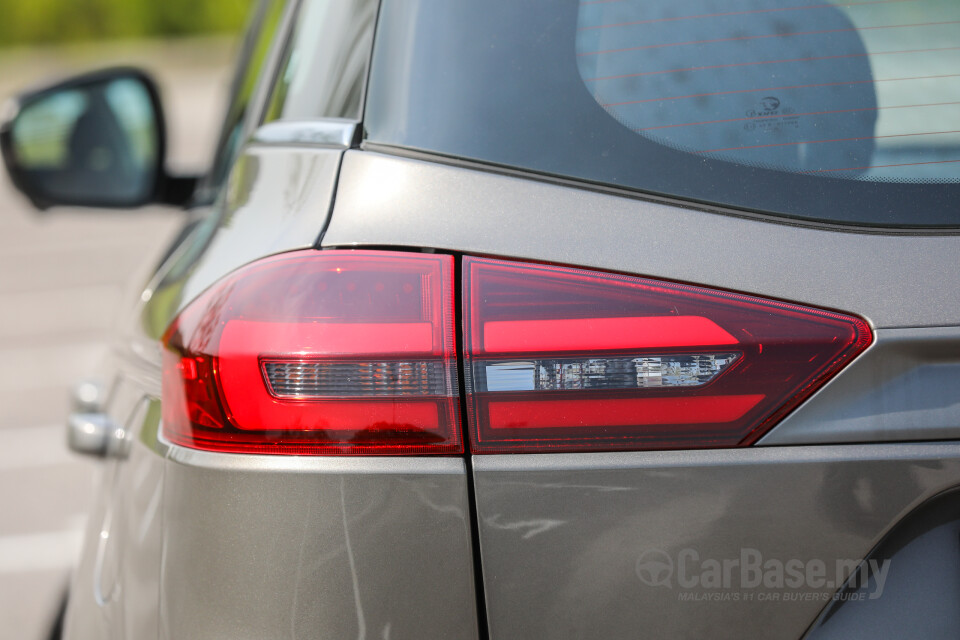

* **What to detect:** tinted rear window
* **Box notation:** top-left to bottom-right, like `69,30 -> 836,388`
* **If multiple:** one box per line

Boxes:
365,0 -> 960,228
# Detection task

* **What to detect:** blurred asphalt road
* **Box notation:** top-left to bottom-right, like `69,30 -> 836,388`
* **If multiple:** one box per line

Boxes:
0,39 -> 234,639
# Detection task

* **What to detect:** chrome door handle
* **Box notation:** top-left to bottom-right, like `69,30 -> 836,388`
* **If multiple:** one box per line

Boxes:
67,412 -> 129,459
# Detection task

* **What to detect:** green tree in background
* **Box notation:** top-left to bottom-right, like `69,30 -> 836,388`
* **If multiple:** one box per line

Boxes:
0,0 -> 252,47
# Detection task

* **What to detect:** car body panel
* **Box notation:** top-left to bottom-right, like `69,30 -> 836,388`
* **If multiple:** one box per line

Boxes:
760,326 -> 960,445
472,444 -> 960,639
61,130 -> 488,638
63,380 -> 161,640
323,150 -> 960,329
323,148 -> 960,637
155,142 -> 346,327
62,131 -> 487,639
159,452 -> 479,640
804,488 -> 960,639
113,397 -> 164,640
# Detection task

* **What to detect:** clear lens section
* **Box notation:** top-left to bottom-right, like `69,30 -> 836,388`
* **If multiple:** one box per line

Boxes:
263,360 -> 449,398
480,353 -> 740,392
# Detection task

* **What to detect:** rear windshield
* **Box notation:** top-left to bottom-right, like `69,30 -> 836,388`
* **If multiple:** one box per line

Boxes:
365,0 -> 960,228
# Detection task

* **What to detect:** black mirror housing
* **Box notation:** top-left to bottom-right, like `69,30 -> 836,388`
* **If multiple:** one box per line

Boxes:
0,67 -> 196,210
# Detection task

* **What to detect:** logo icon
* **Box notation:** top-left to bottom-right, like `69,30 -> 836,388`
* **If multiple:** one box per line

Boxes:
760,96 -> 781,111
636,549 -> 674,587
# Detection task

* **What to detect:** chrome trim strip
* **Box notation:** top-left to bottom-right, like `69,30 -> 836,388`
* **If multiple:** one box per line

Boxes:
252,119 -> 358,148
164,436 -> 466,474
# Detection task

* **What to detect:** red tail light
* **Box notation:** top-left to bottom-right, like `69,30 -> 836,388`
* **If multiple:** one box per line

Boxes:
161,250 -> 461,455
463,257 -> 871,453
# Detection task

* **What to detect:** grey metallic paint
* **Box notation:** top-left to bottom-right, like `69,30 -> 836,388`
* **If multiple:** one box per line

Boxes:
159,453 -> 479,639
64,381 -> 161,640
473,444 -> 960,639
322,148 -> 960,638
60,132 -> 960,639
28,0 -> 960,635
64,126 -> 487,639
761,326 -> 960,445
323,150 -> 960,328
803,488 -> 960,639
170,143 -> 345,319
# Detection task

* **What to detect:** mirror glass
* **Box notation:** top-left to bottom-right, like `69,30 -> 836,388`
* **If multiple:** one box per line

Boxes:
9,76 -> 159,207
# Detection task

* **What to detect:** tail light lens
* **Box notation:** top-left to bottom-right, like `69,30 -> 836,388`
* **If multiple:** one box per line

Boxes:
162,250 -> 871,456
463,257 -> 871,453
161,250 -> 460,455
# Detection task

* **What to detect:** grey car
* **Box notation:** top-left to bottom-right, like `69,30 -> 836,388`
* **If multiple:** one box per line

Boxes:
2,0 -> 960,638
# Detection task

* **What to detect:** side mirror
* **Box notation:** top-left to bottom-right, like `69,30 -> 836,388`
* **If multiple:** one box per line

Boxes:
0,67 -> 196,210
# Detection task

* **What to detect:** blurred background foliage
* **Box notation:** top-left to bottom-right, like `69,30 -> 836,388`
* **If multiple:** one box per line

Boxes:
0,0 -> 252,48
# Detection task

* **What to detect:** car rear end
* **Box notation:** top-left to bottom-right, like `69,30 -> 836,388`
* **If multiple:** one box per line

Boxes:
66,0 -> 960,638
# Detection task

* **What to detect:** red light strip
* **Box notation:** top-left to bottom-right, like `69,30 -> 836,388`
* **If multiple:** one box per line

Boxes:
485,395 -> 765,429
222,320 -> 437,356
224,398 -> 442,432
482,316 -> 738,353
